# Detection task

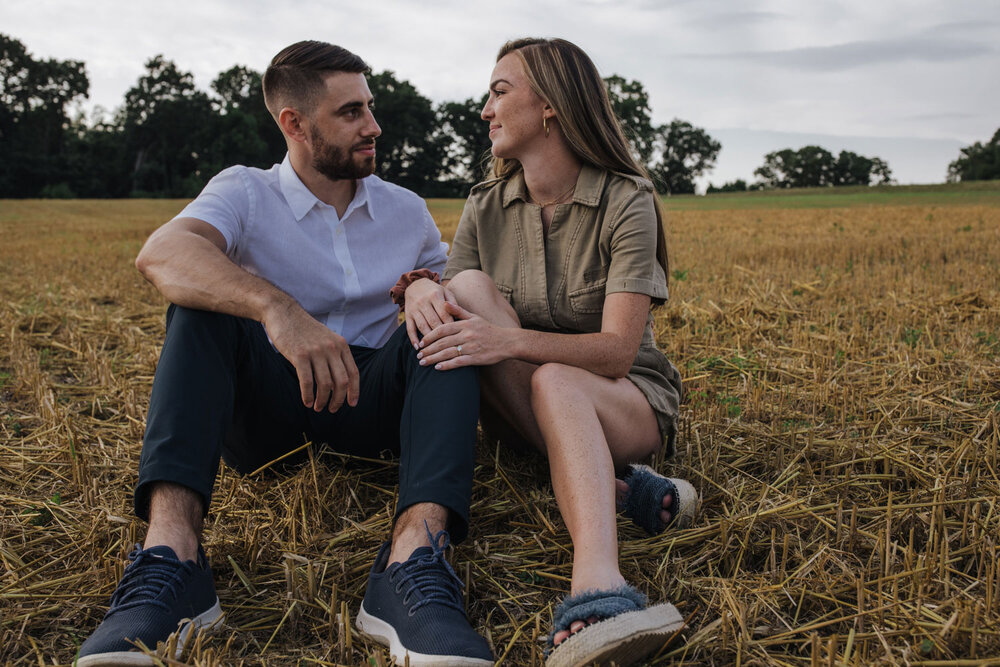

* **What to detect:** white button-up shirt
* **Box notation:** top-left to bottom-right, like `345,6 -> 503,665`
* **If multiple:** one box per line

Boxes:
175,155 -> 448,348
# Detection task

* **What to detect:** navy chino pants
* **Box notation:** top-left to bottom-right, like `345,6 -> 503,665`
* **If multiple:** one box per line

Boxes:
134,304 -> 479,542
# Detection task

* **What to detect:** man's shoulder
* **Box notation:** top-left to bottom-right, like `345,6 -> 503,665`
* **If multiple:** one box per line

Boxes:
363,174 -> 425,209
203,163 -> 281,194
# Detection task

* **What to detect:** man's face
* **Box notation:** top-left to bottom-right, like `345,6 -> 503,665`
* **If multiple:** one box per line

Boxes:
307,72 -> 381,181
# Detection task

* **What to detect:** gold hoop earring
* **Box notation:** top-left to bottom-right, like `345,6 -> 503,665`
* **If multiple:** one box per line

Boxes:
543,117 -> 550,138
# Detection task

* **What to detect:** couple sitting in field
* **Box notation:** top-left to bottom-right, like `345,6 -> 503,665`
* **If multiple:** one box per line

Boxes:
77,37 -> 697,667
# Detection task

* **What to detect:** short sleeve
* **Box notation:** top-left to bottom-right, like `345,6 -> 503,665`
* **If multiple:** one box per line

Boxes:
443,199 -> 482,280
415,203 -> 449,275
606,190 -> 669,304
173,166 -> 250,256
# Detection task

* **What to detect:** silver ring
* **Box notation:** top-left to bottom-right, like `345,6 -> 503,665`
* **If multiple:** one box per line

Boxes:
456,345 -> 463,355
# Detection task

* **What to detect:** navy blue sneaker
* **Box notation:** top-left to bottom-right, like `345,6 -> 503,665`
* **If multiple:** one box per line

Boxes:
357,530 -> 493,666
77,544 -> 223,666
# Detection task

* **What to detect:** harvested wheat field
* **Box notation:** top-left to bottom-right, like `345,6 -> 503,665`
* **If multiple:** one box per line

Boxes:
2,186 -> 1000,666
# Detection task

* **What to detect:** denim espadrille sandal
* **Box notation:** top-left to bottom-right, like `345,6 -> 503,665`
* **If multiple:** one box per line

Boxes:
545,585 -> 684,667
620,464 -> 699,534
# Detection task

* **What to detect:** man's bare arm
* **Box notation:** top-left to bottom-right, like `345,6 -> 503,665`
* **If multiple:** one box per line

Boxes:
135,217 -> 359,411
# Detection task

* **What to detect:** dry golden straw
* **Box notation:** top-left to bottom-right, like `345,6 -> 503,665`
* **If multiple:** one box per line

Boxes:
1,194 -> 999,665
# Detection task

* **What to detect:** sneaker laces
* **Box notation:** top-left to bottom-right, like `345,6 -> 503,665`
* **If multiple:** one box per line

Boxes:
105,545 -> 194,618
389,525 -> 465,617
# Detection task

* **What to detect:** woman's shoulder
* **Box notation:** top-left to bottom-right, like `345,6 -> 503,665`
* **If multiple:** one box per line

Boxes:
604,170 -> 655,195
469,176 -> 505,195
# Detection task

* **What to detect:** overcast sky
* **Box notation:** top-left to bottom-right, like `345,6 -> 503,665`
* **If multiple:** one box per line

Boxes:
3,0 -> 997,188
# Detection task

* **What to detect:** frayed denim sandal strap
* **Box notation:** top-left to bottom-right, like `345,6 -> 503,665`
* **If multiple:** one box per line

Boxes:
546,586 -> 647,650
622,464 -> 699,534
544,586 -> 685,667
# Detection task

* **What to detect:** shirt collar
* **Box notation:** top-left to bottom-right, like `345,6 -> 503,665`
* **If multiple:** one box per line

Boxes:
278,154 -> 373,221
350,177 -> 374,219
501,163 -> 606,208
279,154 -> 320,221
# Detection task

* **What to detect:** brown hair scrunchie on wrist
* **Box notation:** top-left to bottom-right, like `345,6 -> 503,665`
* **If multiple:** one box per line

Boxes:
389,268 -> 441,309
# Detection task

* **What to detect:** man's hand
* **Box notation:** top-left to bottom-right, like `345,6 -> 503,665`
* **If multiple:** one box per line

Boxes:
403,278 -> 456,349
264,301 -> 360,412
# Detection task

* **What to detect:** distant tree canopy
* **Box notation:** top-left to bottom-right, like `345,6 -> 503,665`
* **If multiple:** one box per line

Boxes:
947,128 -> 1000,182
604,77 -> 721,195
707,179 -> 748,194
754,146 -> 893,189
0,33 -> 722,198
0,34 -> 89,197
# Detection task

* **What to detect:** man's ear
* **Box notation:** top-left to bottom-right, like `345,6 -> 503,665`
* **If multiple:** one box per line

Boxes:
278,107 -> 308,144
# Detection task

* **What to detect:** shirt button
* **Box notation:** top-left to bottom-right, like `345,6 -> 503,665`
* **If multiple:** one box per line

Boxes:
346,268 -> 354,276
336,227 -> 343,236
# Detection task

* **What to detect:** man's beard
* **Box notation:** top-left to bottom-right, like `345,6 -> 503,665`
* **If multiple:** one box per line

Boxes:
310,126 -> 376,181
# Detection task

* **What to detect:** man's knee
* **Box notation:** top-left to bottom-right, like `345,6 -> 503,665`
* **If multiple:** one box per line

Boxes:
166,303 -> 237,334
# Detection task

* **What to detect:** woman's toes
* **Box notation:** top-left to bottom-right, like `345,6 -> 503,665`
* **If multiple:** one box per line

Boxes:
660,509 -> 672,524
570,620 -> 586,635
554,629 -> 570,646
615,479 -> 629,508
661,492 -> 673,509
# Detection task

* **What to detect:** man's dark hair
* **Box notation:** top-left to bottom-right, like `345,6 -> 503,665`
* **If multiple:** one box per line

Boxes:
263,41 -> 369,118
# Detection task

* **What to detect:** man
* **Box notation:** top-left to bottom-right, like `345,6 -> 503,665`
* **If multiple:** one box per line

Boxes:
78,41 -> 493,667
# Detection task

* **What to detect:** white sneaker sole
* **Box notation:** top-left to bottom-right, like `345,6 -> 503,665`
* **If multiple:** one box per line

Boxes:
356,603 -> 493,666
76,599 -> 224,666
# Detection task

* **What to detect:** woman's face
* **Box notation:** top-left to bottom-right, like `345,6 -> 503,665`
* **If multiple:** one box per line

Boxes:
481,53 -> 550,159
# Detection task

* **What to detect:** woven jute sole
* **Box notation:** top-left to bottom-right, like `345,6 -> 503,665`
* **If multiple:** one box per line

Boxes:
545,602 -> 684,667
668,476 -> 700,529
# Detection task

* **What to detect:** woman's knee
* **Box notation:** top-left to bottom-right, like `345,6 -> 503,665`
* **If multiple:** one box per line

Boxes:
448,270 -> 506,309
530,363 -> 586,407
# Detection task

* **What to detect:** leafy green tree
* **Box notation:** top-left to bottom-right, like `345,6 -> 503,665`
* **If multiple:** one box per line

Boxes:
755,146 -> 893,188
650,120 -> 721,194
435,94 -> 491,194
367,70 -> 448,195
833,150 -> 893,185
947,129 -> 1000,182
204,66 -> 284,174
755,145 -> 835,188
707,179 -> 748,193
0,33 -> 89,196
604,75 -> 656,166
122,55 -> 214,196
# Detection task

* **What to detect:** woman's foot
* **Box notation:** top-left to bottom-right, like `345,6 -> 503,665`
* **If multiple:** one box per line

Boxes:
615,478 -> 672,526
616,465 -> 699,534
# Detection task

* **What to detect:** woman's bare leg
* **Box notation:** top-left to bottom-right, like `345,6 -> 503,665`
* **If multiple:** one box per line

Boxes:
447,270 -> 665,644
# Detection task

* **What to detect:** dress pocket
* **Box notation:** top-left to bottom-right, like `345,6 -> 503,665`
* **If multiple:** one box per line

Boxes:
495,283 -> 514,306
568,279 -> 607,315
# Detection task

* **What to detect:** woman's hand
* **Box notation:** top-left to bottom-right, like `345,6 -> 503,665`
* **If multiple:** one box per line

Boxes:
417,302 -> 515,370
404,278 -> 456,349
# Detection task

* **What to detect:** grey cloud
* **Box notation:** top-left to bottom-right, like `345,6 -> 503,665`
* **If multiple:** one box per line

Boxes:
685,10 -> 784,29
901,112 -> 983,122
921,19 -> 1000,35
682,36 -> 993,71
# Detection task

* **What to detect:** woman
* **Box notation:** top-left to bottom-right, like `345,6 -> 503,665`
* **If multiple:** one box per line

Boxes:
400,38 -> 697,667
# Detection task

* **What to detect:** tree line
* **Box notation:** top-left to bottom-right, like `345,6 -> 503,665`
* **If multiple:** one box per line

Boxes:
4,34 -> 994,199
0,34 -> 724,199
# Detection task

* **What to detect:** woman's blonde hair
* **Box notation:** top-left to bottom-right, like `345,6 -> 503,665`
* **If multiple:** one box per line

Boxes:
490,38 -> 668,278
